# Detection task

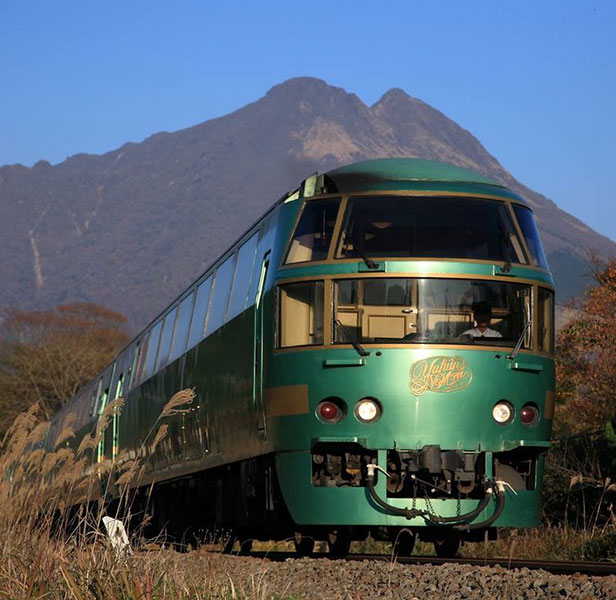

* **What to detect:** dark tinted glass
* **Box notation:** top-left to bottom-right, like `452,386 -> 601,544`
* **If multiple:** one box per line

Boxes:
337,196 -> 525,262
169,292 -> 195,361
364,279 -> 412,306
286,198 -> 340,263
513,205 -> 549,269
337,280 -> 358,304
206,254 -> 237,334
156,307 -> 177,370
228,234 -> 258,318
134,332 -> 150,386
143,321 -> 162,380
187,276 -> 212,349
247,222 -> 275,305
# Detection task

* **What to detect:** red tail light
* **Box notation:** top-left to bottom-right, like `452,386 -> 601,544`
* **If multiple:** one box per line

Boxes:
520,404 -> 539,426
318,401 -> 340,421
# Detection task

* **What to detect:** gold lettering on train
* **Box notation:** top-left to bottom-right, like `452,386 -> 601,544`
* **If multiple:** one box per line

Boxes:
409,356 -> 473,396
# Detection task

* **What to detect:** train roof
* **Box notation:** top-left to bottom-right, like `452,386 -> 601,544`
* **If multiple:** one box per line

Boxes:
323,158 -> 520,199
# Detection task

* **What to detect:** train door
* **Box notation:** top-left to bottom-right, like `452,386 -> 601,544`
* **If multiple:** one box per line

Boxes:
253,251 -> 270,437
110,370 -> 125,461
101,356 -> 126,463
96,364 -> 114,463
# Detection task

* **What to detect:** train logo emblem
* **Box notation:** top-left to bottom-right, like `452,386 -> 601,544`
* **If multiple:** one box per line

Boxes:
409,356 -> 473,396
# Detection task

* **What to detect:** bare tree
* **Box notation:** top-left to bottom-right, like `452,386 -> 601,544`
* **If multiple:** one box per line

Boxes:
0,303 -> 129,434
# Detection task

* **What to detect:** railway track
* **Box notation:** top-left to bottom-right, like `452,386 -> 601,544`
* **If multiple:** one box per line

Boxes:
248,551 -> 616,577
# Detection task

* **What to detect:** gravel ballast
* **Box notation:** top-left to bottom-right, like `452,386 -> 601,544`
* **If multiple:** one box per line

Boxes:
182,553 -> 616,599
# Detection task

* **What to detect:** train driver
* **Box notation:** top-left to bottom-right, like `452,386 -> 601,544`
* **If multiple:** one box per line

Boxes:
461,301 -> 502,338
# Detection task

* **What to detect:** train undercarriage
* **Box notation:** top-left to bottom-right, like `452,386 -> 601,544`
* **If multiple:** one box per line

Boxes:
109,443 -> 543,558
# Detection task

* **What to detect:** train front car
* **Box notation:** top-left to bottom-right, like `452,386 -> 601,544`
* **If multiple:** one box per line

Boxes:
268,159 -> 554,556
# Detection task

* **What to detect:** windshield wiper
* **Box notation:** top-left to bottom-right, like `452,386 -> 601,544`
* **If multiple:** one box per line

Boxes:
344,229 -> 378,270
507,319 -> 532,360
334,319 -> 370,357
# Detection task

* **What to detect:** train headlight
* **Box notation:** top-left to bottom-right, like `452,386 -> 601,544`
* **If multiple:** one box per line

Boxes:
492,401 -> 514,425
355,398 -> 381,423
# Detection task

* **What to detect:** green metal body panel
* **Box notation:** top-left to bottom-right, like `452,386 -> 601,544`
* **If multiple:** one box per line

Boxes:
326,158 -> 501,186
118,301 -> 276,486
268,348 -> 553,451
268,346 -> 552,527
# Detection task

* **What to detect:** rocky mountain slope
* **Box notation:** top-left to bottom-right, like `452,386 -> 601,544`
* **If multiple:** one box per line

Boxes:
1,77 -> 613,331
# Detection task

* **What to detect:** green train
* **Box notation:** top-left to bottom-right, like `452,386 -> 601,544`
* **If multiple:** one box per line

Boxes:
46,158 -> 554,557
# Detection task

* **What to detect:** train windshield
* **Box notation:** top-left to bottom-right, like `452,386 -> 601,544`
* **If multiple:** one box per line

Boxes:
512,205 -> 549,269
286,198 -> 340,264
336,196 -> 527,263
333,278 -> 533,348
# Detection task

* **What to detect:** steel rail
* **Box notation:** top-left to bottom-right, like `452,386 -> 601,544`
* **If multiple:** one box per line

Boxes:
246,551 -> 616,577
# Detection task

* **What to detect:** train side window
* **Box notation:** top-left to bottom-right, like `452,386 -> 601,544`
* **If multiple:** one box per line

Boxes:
156,307 -> 178,371
170,292 -> 195,361
228,233 -> 258,320
142,320 -> 163,381
206,254 -> 237,335
538,288 -> 555,353
187,276 -> 213,350
114,373 -> 124,400
109,353 -> 125,401
278,281 -> 324,347
248,224 -> 275,306
133,331 -> 150,387
127,341 -> 141,390
285,198 -> 340,264
99,387 -> 109,416
73,382 -> 94,431
93,366 -> 112,416
91,377 -> 104,416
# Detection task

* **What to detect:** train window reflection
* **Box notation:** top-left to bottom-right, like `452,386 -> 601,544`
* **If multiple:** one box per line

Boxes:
278,281 -> 324,347
143,320 -> 162,380
286,198 -> 340,264
187,276 -> 212,350
537,288 -> 554,353
337,196 -> 526,263
228,233 -> 258,318
207,254 -> 237,334
156,307 -> 177,371
169,292 -> 195,362
333,278 -> 532,348
513,205 -> 549,269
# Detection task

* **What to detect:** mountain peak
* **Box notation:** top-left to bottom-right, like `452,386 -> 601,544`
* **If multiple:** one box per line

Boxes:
264,77 -> 365,109
266,77 -> 335,98
374,87 -> 413,106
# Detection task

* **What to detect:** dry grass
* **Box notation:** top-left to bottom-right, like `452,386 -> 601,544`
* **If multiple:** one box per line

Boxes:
0,391 -> 281,599
463,526 -> 616,562
351,524 -> 616,561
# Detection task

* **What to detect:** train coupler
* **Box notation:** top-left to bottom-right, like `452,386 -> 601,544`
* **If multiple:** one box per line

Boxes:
365,463 -> 505,526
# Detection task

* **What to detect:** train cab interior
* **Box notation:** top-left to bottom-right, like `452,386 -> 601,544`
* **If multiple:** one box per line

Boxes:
277,276 -> 553,351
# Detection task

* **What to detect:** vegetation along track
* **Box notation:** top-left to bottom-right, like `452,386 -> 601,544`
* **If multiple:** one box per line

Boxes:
247,552 -> 616,577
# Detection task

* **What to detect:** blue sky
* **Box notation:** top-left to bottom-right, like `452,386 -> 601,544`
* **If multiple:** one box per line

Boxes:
1,1 -> 614,242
